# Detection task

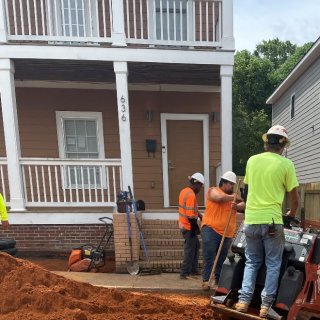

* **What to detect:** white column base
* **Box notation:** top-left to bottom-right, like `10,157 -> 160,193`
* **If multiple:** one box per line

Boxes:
9,198 -> 26,212
112,33 -> 127,47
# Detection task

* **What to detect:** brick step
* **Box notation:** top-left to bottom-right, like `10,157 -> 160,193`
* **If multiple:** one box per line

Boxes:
139,259 -> 203,273
144,238 -> 184,247
142,229 -> 181,237
139,248 -> 204,260
143,239 -> 203,250
142,221 -> 178,230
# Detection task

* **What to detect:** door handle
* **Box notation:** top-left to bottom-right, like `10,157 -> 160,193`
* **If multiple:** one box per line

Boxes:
168,160 -> 175,169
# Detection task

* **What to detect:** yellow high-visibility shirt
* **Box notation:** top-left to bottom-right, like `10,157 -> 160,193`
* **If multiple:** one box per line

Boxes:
244,152 -> 299,224
0,194 -> 8,221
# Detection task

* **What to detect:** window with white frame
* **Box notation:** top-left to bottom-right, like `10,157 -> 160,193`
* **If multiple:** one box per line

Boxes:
154,0 -> 191,41
56,111 -> 105,188
47,0 -> 98,37
290,94 -> 295,119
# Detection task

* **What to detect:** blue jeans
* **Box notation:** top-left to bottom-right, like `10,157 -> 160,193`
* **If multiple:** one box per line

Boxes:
238,224 -> 285,307
201,226 -> 232,281
180,230 -> 200,276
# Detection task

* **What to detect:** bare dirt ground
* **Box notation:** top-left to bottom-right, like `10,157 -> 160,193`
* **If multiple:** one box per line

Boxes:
0,253 -> 215,320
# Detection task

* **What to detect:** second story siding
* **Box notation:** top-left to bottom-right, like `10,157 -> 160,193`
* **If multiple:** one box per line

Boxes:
272,57 -> 320,183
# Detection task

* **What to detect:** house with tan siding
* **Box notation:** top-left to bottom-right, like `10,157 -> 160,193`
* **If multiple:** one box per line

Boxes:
0,0 -> 235,270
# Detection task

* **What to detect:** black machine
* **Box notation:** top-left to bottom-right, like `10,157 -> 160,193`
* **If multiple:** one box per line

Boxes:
68,217 -> 113,271
83,217 -> 113,270
211,215 -> 320,320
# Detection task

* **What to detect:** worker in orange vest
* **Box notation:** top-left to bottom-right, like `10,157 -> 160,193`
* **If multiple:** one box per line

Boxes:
178,172 -> 204,279
201,171 -> 245,290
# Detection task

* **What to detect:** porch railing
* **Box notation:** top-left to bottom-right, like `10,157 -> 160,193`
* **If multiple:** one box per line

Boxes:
20,158 -> 122,207
3,0 -> 223,47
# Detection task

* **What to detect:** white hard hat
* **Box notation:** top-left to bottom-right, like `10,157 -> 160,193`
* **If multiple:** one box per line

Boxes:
189,172 -> 204,184
262,125 -> 290,147
221,171 -> 237,184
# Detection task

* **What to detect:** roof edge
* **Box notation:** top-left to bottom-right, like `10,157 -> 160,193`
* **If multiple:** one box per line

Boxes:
266,36 -> 320,105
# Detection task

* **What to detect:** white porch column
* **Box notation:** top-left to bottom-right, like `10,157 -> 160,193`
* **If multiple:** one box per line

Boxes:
114,61 -> 134,191
220,65 -> 233,174
0,59 -> 25,211
221,0 -> 235,50
111,0 -> 127,47
0,0 -> 8,43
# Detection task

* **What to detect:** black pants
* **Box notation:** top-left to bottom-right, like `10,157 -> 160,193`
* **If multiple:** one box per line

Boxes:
180,230 -> 200,276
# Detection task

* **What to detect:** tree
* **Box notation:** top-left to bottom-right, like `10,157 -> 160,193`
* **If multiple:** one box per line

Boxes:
271,42 -> 313,85
233,106 -> 270,175
233,50 -> 274,114
254,38 -> 297,70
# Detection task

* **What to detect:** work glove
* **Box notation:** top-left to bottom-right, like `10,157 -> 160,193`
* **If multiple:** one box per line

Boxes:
188,218 -> 200,237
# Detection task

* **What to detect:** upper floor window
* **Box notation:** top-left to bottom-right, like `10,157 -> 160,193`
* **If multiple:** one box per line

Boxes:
155,0 -> 191,41
290,94 -> 295,119
47,0 -> 98,37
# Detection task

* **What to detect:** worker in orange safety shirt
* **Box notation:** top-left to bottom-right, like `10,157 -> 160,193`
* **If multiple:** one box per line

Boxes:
178,172 -> 204,279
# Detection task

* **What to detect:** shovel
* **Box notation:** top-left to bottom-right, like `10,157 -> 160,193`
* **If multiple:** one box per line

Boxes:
208,179 -> 241,288
125,195 -> 140,275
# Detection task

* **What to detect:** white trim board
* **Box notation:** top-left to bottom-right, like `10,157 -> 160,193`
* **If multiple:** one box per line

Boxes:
0,45 -> 235,65
9,212 -> 114,224
160,113 -> 210,207
8,211 -> 178,224
15,80 -> 221,93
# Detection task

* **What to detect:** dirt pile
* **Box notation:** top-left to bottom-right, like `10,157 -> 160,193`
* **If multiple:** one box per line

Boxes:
0,253 -> 215,319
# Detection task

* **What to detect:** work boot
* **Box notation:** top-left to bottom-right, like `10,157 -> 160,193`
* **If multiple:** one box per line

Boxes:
180,275 -> 188,279
202,281 -> 210,291
235,301 -> 249,313
259,306 -> 269,318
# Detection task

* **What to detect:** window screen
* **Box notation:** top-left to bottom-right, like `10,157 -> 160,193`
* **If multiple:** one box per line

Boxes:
63,119 -> 100,187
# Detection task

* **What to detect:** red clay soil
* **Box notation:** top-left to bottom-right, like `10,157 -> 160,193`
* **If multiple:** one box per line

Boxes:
0,252 -> 216,320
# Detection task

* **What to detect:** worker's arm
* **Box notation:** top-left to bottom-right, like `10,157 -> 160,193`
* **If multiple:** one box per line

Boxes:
233,201 -> 245,212
286,187 -> 300,218
207,187 -> 234,203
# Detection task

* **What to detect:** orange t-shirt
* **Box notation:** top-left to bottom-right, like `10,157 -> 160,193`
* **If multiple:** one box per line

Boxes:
202,187 -> 236,238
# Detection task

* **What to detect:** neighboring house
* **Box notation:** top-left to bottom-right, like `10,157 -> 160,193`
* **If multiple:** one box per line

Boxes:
267,37 -> 320,184
0,0 -> 235,256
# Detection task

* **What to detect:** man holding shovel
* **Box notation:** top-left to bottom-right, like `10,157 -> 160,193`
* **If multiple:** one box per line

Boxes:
201,171 -> 245,290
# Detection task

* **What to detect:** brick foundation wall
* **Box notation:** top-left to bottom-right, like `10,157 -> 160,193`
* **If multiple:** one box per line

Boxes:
113,212 -> 141,273
0,224 -> 114,253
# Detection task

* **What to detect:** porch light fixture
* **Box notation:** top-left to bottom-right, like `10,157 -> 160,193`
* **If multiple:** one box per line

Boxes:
146,111 -> 153,122
212,111 -> 220,122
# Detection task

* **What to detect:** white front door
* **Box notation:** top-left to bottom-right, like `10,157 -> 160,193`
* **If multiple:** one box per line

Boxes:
161,113 -> 209,207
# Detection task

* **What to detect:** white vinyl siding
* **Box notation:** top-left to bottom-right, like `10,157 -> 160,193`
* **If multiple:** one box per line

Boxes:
272,58 -> 320,183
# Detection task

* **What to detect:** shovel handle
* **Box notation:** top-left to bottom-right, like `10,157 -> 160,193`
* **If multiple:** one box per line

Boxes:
208,180 -> 241,288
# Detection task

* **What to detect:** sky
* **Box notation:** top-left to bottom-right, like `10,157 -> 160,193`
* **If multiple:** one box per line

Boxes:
234,0 -> 320,52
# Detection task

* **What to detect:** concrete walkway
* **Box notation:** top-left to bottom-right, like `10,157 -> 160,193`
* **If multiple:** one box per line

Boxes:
54,271 -> 208,294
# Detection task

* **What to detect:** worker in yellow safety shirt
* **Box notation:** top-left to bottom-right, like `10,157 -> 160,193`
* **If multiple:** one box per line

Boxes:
178,172 -> 204,279
0,194 -> 9,230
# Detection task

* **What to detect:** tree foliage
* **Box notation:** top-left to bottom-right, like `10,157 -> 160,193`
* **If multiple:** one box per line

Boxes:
232,39 -> 313,175
233,50 -> 274,113
271,42 -> 313,85
233,106 -> 270,175
254,38 -> 297,69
